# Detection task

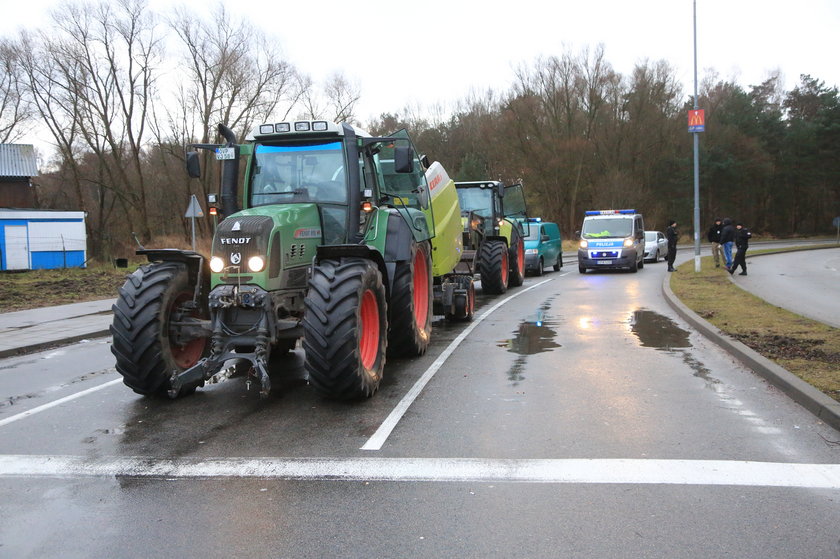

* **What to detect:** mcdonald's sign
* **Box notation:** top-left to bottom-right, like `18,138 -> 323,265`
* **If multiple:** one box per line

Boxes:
688,109 -> 705,133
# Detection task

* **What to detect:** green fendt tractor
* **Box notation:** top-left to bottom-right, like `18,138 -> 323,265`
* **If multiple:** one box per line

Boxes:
110,121 -> 474,400
454,181 -> 529,294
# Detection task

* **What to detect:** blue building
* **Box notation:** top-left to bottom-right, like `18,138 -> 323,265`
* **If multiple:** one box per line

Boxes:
0,209 -> 88,270
1,144 -> 87,270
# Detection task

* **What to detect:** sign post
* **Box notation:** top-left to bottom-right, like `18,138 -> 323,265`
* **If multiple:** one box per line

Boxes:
185,194 -> 205,251
833,216 -> 840,244
690,0 -> 703,273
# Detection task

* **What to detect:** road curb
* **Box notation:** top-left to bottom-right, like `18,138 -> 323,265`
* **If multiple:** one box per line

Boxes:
662,272 -> 840,432
0,329 -> 112,359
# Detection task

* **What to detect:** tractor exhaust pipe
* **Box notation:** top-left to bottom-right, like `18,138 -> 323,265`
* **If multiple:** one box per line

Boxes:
218,123 -> 240,218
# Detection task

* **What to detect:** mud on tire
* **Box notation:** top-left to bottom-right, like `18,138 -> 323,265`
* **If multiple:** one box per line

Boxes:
388,241 -> 433,357
302,258 -> 388,400
478,239 -> 509,295
110,261 -> 208,397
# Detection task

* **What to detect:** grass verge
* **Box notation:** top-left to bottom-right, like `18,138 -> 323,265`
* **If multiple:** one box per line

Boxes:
670,254 -> 840,403
0,262 -> 133,313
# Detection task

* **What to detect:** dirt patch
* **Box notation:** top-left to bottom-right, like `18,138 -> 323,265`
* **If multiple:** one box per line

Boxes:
731,333 -> 840,364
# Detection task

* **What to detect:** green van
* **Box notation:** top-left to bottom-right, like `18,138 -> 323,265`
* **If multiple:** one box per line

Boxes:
524,219 -> 563,275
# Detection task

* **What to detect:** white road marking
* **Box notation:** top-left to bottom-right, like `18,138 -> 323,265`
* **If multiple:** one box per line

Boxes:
361,279 -> 554,451
1,455 -> 839,488
0,378 -> 122,428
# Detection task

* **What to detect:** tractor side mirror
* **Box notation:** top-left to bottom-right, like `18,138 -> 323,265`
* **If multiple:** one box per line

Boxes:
394,145 -> 414,173
186,151 -> 201,178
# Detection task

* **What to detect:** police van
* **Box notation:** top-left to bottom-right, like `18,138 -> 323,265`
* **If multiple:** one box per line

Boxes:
577,209 -> 645,273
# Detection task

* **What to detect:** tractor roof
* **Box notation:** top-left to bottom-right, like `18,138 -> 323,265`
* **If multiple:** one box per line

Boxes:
246,120 -> 371,141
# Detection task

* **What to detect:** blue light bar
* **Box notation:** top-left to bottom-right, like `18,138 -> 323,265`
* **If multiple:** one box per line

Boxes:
527,217 -> 542,222
585,209 -> 636,215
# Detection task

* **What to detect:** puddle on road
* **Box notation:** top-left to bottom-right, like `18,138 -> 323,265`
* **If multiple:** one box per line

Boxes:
630,309 -> 691,350
498,309 -> 562,356
497,299 -> 562,384
630,308 -> 722,389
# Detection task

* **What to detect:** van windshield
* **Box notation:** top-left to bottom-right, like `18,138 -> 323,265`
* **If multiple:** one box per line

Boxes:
581,218 -> 633,238
525,226 -> 542,240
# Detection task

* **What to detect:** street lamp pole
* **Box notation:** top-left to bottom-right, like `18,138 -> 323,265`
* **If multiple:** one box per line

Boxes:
692,0 -> 701,272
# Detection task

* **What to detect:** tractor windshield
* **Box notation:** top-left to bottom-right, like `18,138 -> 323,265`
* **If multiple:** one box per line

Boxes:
456,187 -> 494,218
250,141 -> 347,207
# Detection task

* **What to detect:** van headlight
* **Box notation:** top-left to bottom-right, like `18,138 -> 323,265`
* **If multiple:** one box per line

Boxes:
623,238 -> 634,247
209,256 -> 225,273
579,239 -> 588,249
247,256 -> 265,272
525,248 -> 538,255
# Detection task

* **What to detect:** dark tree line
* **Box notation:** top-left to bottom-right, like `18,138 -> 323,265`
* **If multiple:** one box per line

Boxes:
370,50 -> 839,239
1,3 -> 837,260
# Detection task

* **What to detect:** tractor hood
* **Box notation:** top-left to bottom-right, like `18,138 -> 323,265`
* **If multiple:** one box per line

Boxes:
211,204 -> 324,288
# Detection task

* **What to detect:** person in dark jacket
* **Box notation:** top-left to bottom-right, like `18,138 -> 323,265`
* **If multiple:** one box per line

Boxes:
707,218 -> 723,267
665,220 -> 678,272
729,223 -> 751,275
719,218 -> 735,270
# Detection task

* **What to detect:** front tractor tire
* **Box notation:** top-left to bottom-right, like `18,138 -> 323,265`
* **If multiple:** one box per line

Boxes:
478,239 -> 510,295
508,233 -> 526,287
110,261 -> 208,397
388,241 -> 433,357
303,259 -> 388,400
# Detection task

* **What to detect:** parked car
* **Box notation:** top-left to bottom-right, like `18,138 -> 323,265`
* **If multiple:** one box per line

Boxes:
644,230 -> 668,262
524,219 -> 563,275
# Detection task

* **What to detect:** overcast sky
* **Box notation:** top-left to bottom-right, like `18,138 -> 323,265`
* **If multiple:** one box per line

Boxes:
3,0 -> 839,131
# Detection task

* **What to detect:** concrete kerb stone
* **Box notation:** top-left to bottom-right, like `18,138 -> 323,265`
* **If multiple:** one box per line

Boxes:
662,263 -> 840,432
0,329 -> 112,359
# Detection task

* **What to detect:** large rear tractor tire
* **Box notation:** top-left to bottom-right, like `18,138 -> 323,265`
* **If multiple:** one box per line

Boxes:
508,233 -> 526,287
303,259 -> 388,400
478,239 -> 509,295
110,261 -> 208,397
388,241 -> 433,357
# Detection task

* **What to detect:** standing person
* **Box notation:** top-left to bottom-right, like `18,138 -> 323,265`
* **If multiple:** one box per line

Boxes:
707,217 -> 723,268
729,222 -> 752,276
719,218 -> 735,270
665,220 -> 678,272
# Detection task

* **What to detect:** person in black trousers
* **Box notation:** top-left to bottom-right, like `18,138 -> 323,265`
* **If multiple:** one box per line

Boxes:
665,220 -> 678,271
729,222 -> 751,276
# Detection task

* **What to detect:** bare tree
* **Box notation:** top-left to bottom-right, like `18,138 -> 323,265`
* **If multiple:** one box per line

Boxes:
163,3 -> 301,214
0,39 -> 33,143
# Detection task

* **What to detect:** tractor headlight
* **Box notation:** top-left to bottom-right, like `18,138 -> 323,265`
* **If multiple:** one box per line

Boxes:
247,256 -> 265,272
623,238 -> 634,247
209,256 -> 225,273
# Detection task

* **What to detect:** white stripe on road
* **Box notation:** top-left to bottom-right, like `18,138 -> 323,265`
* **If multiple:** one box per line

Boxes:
361,279 -> 554,451
1,455 -> 840,488
0,378 -> 122,428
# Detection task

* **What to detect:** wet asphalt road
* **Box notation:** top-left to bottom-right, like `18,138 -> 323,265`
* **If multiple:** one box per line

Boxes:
1,258 -> 839,558
729,247 -> 840,328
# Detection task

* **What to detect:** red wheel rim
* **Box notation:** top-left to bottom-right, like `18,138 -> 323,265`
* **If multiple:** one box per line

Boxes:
169,293 -> 205,369
517,239 -> 525,277
501,249 -> 509,286
359,289 -> 380,370
412,249 -> 429,329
